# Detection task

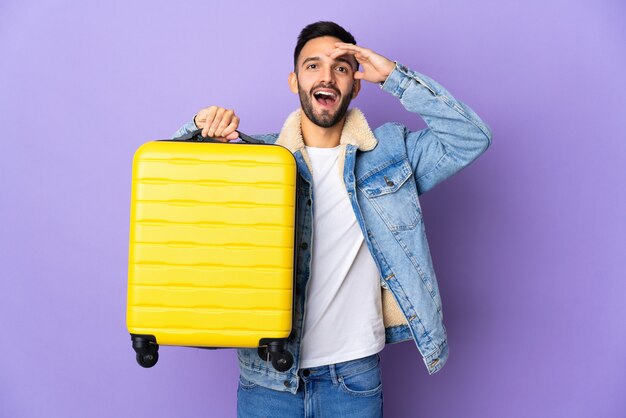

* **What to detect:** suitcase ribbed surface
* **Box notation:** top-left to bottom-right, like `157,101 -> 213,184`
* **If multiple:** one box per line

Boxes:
127,141 -> 296,347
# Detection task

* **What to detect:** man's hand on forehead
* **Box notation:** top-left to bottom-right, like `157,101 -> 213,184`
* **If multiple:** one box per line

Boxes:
327,42 -> 396,84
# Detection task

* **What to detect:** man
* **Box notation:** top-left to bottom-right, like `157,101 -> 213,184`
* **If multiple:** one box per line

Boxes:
174,21 -> 491,418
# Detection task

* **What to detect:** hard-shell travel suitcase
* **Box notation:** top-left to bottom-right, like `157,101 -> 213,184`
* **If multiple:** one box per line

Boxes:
127,130 -> 297,371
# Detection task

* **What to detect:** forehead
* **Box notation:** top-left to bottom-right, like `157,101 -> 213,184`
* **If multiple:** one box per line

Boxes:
297,36 -> 357,67
299,36 -> 341,58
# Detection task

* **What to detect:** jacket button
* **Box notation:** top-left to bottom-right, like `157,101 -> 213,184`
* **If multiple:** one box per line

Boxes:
283,380 -> 291,387
306,199 -> 311,206
300,243 -> 308,250
302,369 -> 310,377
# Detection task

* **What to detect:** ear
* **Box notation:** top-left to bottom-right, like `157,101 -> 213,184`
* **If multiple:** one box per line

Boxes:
351,79 -> 361,99
288,72 -> 298,94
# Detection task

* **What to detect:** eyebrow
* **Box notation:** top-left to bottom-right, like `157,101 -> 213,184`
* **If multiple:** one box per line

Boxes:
301,56 -> 356,69
301,56 -> 321,67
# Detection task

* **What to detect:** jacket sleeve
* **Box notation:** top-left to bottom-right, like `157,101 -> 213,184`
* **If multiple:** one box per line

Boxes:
381,63 -> 492,195
172,120 -> 198,139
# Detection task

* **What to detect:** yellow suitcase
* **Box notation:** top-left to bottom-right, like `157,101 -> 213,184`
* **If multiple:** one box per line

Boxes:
127,130 -> 296,371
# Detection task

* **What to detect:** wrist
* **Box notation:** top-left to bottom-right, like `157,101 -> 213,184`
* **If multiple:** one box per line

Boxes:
379,61 -> 398,85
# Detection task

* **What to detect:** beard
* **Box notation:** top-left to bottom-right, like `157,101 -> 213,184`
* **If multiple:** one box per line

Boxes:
298,82 -> 354,128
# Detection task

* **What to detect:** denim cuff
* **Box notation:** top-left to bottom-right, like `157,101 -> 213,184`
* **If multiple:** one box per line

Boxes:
172,120 -> 198,139
381,61 -> 407,96
381,62 -> 435,98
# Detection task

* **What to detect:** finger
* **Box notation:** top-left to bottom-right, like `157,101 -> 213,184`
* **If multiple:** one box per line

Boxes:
354,71 -> 365,80
207,108 -> 226,137
220,118 -> 240,139
328,48 -> 356,58
331,42 -> 364,54
201,106 -> 218,137
329,48 -> 366,61
214,110 -> 234,137
330,43 -> 372,62
334,41 -> 359,49
225,130 -> 240,141
328,44 -> 359,54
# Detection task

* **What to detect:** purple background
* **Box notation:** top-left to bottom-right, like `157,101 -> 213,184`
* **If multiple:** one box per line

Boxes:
1,0 -> 625,417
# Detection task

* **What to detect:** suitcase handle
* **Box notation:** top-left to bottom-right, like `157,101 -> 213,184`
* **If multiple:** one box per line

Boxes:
175,129 -> 263,144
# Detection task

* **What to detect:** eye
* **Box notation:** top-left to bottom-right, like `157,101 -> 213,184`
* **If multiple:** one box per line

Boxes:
336,65 -> 347,73
306,63 -> 318,70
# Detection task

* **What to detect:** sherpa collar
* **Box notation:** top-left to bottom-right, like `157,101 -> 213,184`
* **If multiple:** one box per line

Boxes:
275,108 -> 378,154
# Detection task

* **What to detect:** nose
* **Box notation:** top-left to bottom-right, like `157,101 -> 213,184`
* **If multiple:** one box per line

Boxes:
319,65 -> 335,84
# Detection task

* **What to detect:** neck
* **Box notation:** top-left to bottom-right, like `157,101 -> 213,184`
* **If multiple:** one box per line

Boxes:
300,112 -> 345,148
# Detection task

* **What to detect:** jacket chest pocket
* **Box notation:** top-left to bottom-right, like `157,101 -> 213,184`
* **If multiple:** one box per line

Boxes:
357,158 -> 422,231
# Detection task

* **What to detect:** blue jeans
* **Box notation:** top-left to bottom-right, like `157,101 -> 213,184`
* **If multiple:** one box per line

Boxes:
237,353 -> 383,417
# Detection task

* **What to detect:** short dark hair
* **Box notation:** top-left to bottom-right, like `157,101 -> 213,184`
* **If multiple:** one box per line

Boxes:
293,21 -> 357,71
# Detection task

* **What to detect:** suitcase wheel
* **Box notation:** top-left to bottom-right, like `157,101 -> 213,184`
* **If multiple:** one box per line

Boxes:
271,350 -> 293,372
131,334 -> 159,368
136,350 -> 159,368
258,343 -> 293,372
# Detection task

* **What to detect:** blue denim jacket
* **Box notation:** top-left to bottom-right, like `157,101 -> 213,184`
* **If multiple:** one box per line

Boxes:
173,63 -> 492,394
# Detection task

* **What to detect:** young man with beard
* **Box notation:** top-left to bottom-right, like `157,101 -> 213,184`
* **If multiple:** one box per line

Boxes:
173,21 -> 491,417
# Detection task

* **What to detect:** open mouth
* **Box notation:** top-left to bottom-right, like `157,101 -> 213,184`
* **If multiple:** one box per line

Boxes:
313,89 -> 338,107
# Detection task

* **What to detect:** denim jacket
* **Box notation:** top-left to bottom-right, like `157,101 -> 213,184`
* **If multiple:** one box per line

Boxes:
173,63 -> 492,394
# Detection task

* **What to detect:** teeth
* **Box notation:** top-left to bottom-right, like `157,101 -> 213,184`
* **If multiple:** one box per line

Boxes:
315,91 -> 336,99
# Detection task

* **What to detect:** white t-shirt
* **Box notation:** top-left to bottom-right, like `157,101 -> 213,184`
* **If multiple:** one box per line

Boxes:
299,145 -> 385,369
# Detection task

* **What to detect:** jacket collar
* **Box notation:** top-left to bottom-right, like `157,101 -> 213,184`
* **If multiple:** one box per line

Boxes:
275,108 -> 378,154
